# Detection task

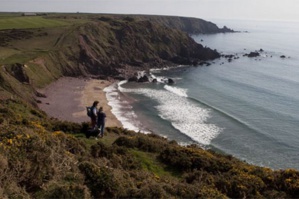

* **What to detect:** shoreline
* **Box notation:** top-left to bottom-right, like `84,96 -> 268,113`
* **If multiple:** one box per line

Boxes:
37,77 -> 122,128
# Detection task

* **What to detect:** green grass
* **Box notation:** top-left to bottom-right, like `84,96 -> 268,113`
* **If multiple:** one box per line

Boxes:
130,149 -> 175,177
0,16 -> 69,30
1,51 -> 43,65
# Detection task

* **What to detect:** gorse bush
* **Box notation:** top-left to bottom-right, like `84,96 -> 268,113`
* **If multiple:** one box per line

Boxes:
159,145 -> 233,173
113,133 -> 174,153
79,162 -> 118,198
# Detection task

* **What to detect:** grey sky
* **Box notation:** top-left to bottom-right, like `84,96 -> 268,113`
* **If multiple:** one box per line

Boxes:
1,0 -> 299,21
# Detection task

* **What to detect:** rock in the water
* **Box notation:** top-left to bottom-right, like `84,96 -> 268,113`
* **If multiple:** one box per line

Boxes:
244,51 -> 260,58
168,78 -> 175,84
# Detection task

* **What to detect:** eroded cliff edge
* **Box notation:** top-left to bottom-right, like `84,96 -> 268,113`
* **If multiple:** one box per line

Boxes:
0,14 -> 231,102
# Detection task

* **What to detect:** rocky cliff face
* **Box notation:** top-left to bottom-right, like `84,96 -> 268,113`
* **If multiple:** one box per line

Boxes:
50,17 -> 220,79
117,15 -> 234,34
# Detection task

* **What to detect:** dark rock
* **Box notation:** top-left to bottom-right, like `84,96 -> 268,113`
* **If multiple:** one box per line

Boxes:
137,75 -> 149,83
199,61 -> 206,66
35,91 -> 47,98
199,61 -> 211,66
192,60 -> 198,66
152,78 -> 158,83
224,54 -> 234,59
280,55 -> 286,58
168,78 -> 175,84
7,63 -> 30,83
114,76 -> 126,81
244,52 -> 260,58
128,76 -> 138,82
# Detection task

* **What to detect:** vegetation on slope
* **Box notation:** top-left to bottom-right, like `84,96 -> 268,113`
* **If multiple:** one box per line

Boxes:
0,99 -> 299,198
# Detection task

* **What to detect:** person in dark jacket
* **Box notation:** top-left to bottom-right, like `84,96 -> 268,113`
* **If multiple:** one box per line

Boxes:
97,106 -> 106,137
90,101 -> 99,129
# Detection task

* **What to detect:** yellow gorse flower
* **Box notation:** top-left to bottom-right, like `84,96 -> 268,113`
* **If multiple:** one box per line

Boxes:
53,131 -> 63,136
7,139 -> 13,145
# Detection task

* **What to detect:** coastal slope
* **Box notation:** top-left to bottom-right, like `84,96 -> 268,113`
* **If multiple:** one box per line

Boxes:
0,13 -> 222,103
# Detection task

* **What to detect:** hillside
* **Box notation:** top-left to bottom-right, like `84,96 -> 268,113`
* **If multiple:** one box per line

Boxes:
1,99 -> 299,198
0,13 -> 224,103
1,13 -> 299,199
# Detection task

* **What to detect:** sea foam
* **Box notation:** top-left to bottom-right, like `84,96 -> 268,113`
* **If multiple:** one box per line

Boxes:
104,82 -> 148,133
120,85 -> 221,145
164,85 -> 188,97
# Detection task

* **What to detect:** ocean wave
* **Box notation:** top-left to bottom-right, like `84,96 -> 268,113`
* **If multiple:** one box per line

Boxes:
164,85 -> 188,97
104,82 -> 149,133
120,85 -> 221,145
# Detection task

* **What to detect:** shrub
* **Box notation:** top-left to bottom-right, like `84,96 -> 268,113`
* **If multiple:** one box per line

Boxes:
113,136 -> 138,148
30,109 -> 44,118
106,127 -> 123,135
138,182 -> 168,198
276,169 -> 299,197
113,134 -> 169,153
215,169 -> 265,198
158,146 -> 193,171
90,142 -> 113,158
159,145 -> 233,173
79,161 -> 119,198
36,184 -> 91,199
50,120 -> 82,134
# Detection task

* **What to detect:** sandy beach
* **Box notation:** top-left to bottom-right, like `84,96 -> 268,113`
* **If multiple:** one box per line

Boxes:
37,77 -> 122,127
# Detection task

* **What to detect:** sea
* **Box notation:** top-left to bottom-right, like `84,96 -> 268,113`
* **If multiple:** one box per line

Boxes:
104,19 -> 299,170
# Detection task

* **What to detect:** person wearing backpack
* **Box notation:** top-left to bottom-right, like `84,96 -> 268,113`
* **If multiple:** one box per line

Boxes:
97,106 -> 106,138
89,101 -> 99,129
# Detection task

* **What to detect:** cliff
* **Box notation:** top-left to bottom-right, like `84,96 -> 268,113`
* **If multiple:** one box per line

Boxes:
116,15 -> 234,34
0,13 -> 223,102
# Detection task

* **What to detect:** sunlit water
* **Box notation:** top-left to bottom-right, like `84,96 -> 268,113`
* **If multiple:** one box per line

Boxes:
105,19 -> 299,170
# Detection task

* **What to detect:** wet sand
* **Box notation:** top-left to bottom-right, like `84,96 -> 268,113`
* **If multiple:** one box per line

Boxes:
37,77 -> 122,127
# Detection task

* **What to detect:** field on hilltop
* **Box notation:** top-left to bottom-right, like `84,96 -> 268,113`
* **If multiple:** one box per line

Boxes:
0,14 -> 71,30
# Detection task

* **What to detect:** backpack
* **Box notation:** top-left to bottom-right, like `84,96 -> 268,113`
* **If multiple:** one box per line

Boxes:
86,106 -> 92,117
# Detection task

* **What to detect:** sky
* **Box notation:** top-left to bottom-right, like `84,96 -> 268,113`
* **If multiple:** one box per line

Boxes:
1,0 -> 299,22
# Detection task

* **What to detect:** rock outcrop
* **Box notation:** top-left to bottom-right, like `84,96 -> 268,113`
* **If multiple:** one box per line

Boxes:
50,18 -> 221,79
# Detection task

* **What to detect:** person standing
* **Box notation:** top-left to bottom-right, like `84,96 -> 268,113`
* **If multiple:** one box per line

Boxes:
97,107 -> 106,137
90,101 -> 99,129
